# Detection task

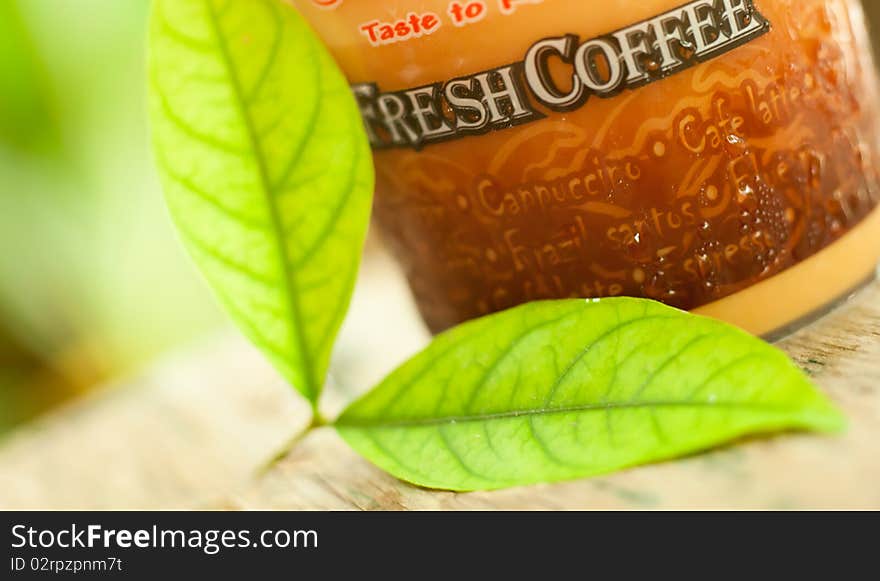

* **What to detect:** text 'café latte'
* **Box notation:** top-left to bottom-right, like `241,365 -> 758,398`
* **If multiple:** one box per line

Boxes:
294,0 -> 880,337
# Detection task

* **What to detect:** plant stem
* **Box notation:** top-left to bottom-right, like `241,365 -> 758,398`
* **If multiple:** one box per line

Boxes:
255,413 -> 326,477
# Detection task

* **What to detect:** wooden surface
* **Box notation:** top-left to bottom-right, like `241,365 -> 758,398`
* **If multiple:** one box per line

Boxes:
1,252 -> 879,509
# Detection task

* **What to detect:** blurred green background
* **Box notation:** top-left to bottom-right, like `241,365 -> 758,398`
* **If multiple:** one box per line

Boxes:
0,0 -> 223,434
0,0 -> 879,437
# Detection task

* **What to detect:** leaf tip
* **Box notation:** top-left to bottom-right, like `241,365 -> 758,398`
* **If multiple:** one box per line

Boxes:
804,403 -> 848,434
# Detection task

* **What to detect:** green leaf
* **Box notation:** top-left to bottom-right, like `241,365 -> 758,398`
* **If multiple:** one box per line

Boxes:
336,298 -> 844,491
148,0 -> 373,403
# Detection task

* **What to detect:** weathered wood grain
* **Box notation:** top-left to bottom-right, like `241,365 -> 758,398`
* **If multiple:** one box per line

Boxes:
1,252 -> 878,509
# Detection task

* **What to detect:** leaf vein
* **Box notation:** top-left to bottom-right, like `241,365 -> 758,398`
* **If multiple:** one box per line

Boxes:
153,75 -> 249,156
205,0 -> 317,398
244,2 -> 283,105
438,425 -> 497,485
627,331 -> 718,404
156,1 -> 215,53
158,153 -> 266,230
179,224 -> 276,286
337,400 -> 809,430
543,311 -> 681,406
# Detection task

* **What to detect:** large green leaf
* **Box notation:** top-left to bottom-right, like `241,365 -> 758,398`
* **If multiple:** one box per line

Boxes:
336,298 -> 844,491
148,0 -> 373,403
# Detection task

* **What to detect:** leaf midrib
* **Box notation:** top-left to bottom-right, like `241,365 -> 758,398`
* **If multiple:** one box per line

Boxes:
337,398 -> 813,430
204,0 -> 317,400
